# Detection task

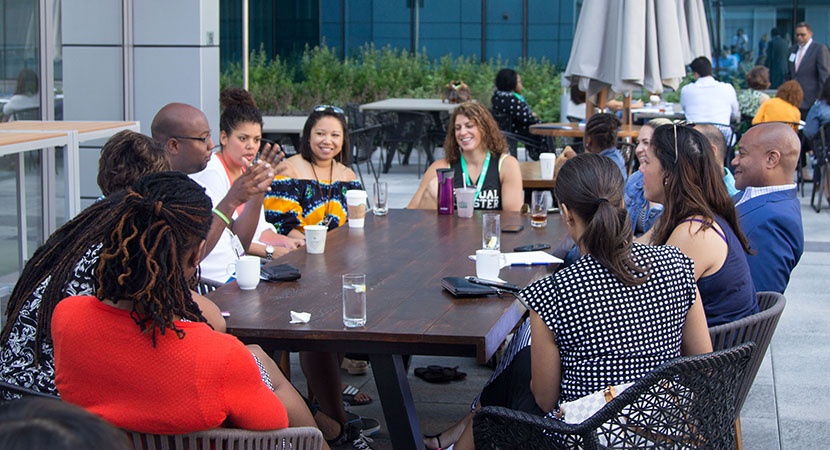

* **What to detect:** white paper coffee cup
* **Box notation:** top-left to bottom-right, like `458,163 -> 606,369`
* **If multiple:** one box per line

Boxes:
305,225 -> 328,254
345,190 -> 368,228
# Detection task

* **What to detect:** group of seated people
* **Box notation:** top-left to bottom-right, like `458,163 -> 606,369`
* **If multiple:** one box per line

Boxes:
0,76 -> 807,449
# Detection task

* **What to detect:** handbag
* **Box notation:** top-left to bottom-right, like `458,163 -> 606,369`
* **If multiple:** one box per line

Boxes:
260,263 -> 301,282
555,382 -> 634,424
441,277 -> 498,298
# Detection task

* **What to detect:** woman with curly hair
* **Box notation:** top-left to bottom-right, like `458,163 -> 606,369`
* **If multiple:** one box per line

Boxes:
753,80 -> 803,129
408,101 -> 523,211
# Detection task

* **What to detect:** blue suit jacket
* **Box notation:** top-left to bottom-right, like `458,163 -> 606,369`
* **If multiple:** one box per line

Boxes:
736,189 -> 804,293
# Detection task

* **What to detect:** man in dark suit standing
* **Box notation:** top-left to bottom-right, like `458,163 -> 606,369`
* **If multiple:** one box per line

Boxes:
766,28 -> 790,88
787,22 -> 830,119
731,123 -> 804,294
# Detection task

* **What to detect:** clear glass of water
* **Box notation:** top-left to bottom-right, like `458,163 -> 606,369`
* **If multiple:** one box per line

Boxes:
342,273 -> 367,328
373,182 -> 388,216
482,213 -> 501,250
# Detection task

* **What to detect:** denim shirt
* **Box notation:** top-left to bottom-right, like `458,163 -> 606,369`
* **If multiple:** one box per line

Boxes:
804,100 -> 830,139
624,171 -> 663,236
599,147 -> 628,181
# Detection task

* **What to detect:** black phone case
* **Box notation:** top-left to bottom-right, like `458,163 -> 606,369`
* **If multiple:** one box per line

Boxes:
441,277 -> 498,297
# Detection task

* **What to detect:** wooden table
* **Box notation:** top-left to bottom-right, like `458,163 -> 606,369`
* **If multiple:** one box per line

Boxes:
520,161 -> 555,190
359,98 -> 460,112
261,116 -> 307,154
0,120 -> 139,217
207,209 -> 568,450
529,122 -> 641,139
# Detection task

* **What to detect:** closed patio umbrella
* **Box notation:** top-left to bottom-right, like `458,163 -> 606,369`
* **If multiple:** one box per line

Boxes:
565,0 -> 711,99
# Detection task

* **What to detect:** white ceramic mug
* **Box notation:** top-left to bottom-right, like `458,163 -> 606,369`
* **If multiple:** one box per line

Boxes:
227,255 -> 260,290
305,225 -> 328,254
476,249 -> 505,281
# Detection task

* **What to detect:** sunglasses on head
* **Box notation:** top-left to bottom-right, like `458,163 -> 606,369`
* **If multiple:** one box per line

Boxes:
671,120 -> 695,164
313,104 -> 345,115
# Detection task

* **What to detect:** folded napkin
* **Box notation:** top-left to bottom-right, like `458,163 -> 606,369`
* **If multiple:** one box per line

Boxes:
289,311 -> 311,324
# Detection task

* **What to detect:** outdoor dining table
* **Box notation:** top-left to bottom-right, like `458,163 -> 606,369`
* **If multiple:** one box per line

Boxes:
519,160 -> 555,190
529,122 -> 641,139
358,98 -> 460,113
206,209 -> 568,450
262,116 -> 307,154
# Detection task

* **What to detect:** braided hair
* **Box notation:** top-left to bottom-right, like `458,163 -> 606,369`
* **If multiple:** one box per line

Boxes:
96,172 -> 212,344
554,153 -> 647,286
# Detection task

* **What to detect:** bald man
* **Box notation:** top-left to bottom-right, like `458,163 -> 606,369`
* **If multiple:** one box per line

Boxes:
695,123 -> 740,196
732,122 -> 804,293
151,102 -> 279,260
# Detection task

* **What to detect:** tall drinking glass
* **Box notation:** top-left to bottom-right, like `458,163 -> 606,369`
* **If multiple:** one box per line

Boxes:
482,213 -> 501,250
342,273 -> 367,328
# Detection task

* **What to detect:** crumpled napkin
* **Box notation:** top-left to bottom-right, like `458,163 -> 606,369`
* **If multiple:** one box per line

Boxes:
289,311 -> 311,324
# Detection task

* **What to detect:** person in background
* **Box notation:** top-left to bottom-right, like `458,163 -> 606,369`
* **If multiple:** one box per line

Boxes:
423,154 -> 711,450
583,113 -> 627,180
804,77 -> 830,140
681,56 -> 740,125
752,80 -> 803,130
756,33 -> 769,66
408,101 -> 523,211
787,22 -> 830,120
639,123 -> 757,327
190,88 -> 303,282
695,123 -> 740,197
2,68 -> 39,120
490,68 -> 540,139
96,130 -> 169,197
624,118 -> 672,237
732,123 -> 804,293
738,66 -> 771,121
0,397 -> 132,450
51,172 -> 324,443
765,28 -> 790,88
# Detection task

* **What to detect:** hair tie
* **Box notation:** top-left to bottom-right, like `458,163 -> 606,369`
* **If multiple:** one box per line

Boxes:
595,198 -> 609,206
154,200 -> 163,216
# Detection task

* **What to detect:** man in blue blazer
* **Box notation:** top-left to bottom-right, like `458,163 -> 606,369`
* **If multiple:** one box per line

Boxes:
732,123 -> 804,293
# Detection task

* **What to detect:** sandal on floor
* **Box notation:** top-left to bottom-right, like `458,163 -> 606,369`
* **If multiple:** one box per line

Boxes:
414,365 -> 467,384
342,384 -> 373,406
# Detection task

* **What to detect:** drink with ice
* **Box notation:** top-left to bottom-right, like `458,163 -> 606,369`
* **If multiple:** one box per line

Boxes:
342,274 -> 367,327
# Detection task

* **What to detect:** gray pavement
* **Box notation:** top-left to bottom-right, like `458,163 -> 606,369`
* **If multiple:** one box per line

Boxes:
288,148 -> 830,450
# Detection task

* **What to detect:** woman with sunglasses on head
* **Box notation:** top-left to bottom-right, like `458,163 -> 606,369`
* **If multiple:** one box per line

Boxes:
264,105 -> 362,236
639,123 -> 758,327
190,88 -> 304,282
263,106 -> 379,449
408,101 -> 523,211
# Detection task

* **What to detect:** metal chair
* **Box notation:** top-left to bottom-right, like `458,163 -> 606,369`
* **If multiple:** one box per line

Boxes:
472,343 -> 754,450
349,123 -> 383,186
195,277 -> 223,295
377,111 -> 431,175
123,427 -> 324,450
810,123 -> 830,212
708,291 -> 786,450
491,109 -> 550,161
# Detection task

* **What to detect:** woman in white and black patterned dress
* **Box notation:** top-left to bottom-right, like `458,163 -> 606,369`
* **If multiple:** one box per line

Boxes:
425,154 -> 712,450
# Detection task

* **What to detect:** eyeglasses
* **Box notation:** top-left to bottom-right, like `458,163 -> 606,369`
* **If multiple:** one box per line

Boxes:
173,135 -> 211,145
313,104 -> 345,115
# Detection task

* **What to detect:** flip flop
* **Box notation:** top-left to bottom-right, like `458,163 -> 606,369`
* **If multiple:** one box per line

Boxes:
414,365 -> 467,384
342,384 -> 373,406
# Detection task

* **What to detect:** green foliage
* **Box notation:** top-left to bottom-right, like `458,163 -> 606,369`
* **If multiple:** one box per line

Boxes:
221,43 -> 564,121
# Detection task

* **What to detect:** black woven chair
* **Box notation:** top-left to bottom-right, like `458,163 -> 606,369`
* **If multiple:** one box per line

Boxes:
195,277 -> 223,295
472,343 -> 754,450
350,123 -> 384,186
810,122 -> 830,212
377,111 -> 432,175
491,109 -> 550,160
709,292 -> 786,450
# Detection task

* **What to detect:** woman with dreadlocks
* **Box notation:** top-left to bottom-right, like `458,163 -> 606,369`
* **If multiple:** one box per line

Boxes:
0,135 -> 227,401
50,172 -> 320,436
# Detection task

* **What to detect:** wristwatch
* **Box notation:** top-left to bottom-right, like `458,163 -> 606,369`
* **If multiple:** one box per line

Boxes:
265,245 -> 275,260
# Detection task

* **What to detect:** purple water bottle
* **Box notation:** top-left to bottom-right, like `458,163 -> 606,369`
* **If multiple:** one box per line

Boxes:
436,168 -> 455,215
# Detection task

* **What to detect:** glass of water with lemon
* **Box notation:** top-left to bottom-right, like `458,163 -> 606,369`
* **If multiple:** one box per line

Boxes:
482,213 -> 501,251
342,273 -> 367,327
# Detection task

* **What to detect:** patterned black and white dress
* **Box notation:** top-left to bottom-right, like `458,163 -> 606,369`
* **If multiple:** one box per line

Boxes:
476,243 -> 697,416
0,245 -> 100,399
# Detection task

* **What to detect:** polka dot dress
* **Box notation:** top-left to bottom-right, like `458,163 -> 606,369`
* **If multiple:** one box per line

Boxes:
491,90 -> 539,134
523,243 -> 696,403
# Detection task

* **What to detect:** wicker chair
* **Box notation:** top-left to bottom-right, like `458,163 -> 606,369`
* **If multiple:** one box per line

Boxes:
472,343 -> 754,450
709,291 -> 786,450
123,427 -> 323,450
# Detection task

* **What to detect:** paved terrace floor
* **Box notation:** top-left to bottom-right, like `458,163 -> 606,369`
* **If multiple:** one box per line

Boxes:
287,148 -> 830,450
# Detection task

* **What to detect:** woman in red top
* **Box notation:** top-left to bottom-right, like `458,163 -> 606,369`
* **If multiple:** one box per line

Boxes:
51,172 -> 322,440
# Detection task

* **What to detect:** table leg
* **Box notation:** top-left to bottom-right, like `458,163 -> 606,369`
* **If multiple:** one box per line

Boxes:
369,354 -> 424,450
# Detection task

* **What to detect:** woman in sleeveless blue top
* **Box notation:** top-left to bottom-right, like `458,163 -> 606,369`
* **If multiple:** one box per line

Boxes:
638,123 -> 758,326
408,102 -> 523,211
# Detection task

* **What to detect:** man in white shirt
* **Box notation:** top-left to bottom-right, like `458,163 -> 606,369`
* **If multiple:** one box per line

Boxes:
680,56 -> 740,125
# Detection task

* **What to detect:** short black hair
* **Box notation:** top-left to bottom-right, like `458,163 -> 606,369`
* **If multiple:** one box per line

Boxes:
495,68 -> 518,92
689,56 -> 713,77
